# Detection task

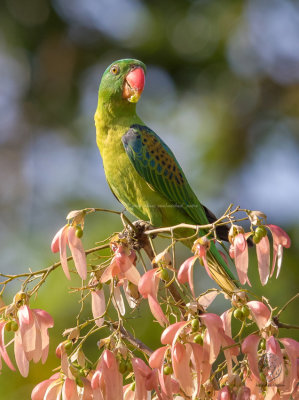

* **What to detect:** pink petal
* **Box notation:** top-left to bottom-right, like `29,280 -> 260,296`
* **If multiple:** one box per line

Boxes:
234,234 -> 250,286
51,226 -> 64,253
0,321 -> 15,371
189,343 -> 204,391
14,330 -> 29,377
265,336 -> 284,386
256,236 -> 270,285
31,377 -> 59,400
200,313 -> 223,363
123,281 -> 137,309
138,269 -> 158,298
171,342 -> 194,396
44,380 -> 63,400
247,301 -> 271,330
67,226 -> 87,280
113,285 -> 125,316
217,386 -> 231,399
100,259 -> 120,283
161,321 -> 189,345
18,306 -> 37,361
222,334 -> 239,374
241,334 -> 261,381
132,358 -> 150,400
198,290 -> 218,310
62,378 -> 79,400
91,289 -> 105,327
267,224 -> 291,278
101,350 -> 123,400
123,265 -> 140,285
220,309 -> 232,338
148,294 -> 168,327
177,256 -> 197,297
279,338 -> 299,394
81,378 -> 93,400
60,225 -> 71,280
33,309 -> 54,364
236,386 -> 251,400
148,346 -> 168,369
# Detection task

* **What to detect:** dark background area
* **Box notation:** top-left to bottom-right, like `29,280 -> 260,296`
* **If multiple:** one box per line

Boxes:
0,0 -> 299,398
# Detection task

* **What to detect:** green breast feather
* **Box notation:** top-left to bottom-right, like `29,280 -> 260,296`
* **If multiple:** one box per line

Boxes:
122,124 -> 208,224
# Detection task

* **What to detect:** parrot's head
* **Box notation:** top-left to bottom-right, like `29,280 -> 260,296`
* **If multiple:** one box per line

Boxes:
98,59 -> 146,107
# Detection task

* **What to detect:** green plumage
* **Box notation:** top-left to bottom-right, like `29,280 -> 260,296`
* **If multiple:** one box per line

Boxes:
95,59 -> 238,294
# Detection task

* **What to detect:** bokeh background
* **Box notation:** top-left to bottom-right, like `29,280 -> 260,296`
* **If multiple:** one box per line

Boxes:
1,0 -> 299,398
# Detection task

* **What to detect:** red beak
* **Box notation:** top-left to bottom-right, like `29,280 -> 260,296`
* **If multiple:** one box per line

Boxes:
123,67 -> 145,103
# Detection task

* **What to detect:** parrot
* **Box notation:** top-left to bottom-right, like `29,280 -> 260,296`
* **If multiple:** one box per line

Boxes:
95,58 -> 239,294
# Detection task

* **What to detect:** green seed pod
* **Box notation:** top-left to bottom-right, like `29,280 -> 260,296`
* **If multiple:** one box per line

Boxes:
233,308 -> 245,321
163,365 -> 173,375
255,226 -> 267,238
191,318 -> 200,332
64,340 -> 73,351
253,234 -> 261,244
160,268 -> 169,282
11,321 -> 19,332
194,334 -> 204,345
260,338 -> 266,350
75,227 -> 83,238
241,306 -> 250,318
130,382 -> 136,391
5,321 -> 12,332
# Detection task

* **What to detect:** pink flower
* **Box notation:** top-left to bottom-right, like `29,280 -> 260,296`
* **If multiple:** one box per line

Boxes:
267,224 -> 291,278
138,268 -> 168,326
51,225 -> 87,280
256,236 -> 270,285
264,336 -> 284,386
31,373 -> 61,400
217,386 -> 231,399
91,288 -> 105,328
100,244 -> 140,286
241,334 -> 261,382
233,233 -> 250,286
15,305 -> 54,377
0,320 -> 15,372
91,350 -> 123,400
132,357 -> 161,400
246,301 -> 271,330
279,337 -> 299,395
177,256 -> 197,298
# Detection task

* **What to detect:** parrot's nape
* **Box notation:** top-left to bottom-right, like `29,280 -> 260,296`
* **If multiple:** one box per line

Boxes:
95,59 -> 239,295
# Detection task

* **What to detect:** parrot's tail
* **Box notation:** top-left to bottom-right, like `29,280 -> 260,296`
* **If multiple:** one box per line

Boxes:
206,242 -> 239,295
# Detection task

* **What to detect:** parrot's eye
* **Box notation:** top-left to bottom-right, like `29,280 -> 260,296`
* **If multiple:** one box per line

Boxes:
110,65 -> 120,75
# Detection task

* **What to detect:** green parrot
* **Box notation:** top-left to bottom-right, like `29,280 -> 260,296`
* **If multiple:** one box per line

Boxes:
95,58 -> 239,294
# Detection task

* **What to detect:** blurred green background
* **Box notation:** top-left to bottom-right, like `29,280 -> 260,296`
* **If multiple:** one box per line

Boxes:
1,0 -> 299,398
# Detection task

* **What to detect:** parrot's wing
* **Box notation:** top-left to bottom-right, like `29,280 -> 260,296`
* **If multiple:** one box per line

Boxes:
122,124 -> 208,224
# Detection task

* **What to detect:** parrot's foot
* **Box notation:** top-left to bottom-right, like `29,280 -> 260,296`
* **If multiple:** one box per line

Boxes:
119,220 -> 156,252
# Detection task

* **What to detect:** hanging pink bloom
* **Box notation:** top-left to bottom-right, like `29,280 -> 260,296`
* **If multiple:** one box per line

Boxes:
279,337 -> 299,395
31,373 -> 61,400
51,225 -> 87,280
100,245 -> 140,286
217,386 -> 231,399
132,357 -> 157,400
246,301 -> 271,330
138,268 -> 168,326
91,289 -> 105,328
171,342 -> 194,397
15,305 -> 54,377
256,236 -> 270,285
236,386 -> 251,400
267,224 -> 291,278
265,336 -> 284,386
177,256 -> 197,298
0,320 -> 15,372
161,321 -> 189,345
233,233 -> 250,286
241,334 -> 261,382
91,350 -> 123,400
